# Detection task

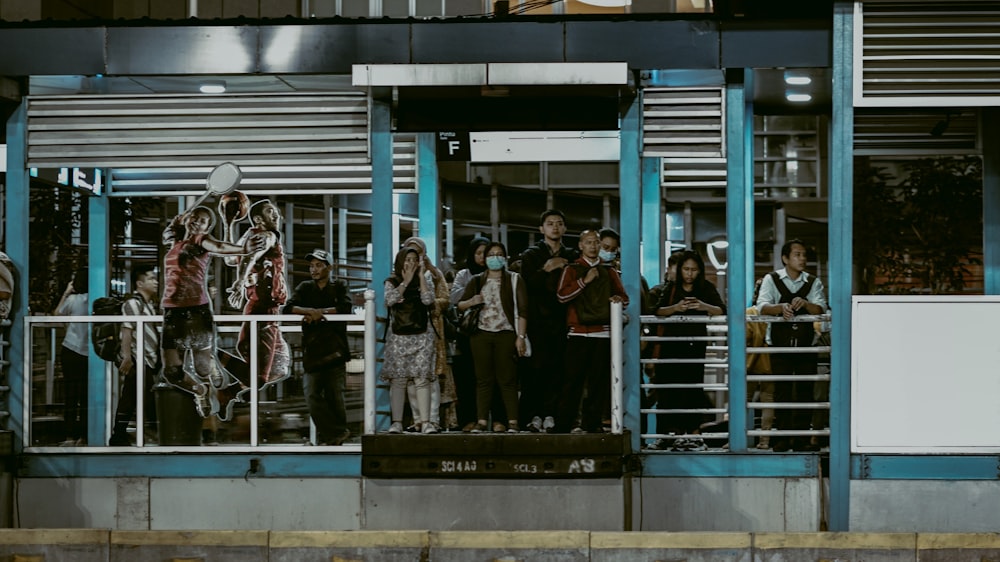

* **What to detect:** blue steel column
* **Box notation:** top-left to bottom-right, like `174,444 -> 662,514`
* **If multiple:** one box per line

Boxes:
5,105 -> 28,450
416,133 -> 441,264
744,70 -> 756,298
88,196 -> 110,445
983,108 -> 1000,294
641,155 -> 662,285
725,69 -> 748,452
620,95 -> 642,450
371,93 -> 394,431
829,0 -> 855,531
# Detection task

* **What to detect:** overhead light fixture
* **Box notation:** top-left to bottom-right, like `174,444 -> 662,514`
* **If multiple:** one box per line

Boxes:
786,93 -> 812,103
199,80 -> 227,94
784,73 -> 812,86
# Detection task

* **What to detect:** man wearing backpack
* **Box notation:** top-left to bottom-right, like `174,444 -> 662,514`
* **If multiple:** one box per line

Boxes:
110,265 -> 160,446
756,239 -> 828,452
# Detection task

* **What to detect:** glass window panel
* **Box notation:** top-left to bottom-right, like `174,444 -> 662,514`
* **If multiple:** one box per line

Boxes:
416,0 -> 441,16
445,0 -> 484,16
383,0 -> 409,17
548,162 -> 619,188
342,0 -> 369,16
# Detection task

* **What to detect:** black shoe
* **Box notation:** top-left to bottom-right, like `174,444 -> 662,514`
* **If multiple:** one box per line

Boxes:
771,439 -> 791,452
331,429 -> 351,445
108,433 -> 130,446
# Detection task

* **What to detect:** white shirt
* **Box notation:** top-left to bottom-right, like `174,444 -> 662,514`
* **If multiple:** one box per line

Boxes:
756,268 -> 827,345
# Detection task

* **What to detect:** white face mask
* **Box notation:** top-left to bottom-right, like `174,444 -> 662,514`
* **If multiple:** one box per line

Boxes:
599,249 -> 618,263
486,256 -> 506,271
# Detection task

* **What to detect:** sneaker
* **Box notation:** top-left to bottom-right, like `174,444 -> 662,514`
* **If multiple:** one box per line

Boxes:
526,416 -> 543,433
462,422 -> 477,433
507,421 -> 520,433
492,422 -> 507,433
422,422 -> 440,434
387,422 -> 403,434
542,416 -> 556,433
570,427 -> 587,435
686,437 -> 708,451
331,429 -> 351,445
405,424 -> 421,433
470,422 -> 489,433
670,438 -> 690,451
647,438 -> 670,450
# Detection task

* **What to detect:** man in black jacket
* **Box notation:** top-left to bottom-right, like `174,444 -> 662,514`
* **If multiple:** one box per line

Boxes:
284,249 -> 354,446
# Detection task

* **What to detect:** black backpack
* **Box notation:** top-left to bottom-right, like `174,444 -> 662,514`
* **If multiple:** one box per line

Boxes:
769,271 -> 817,348
92,295 -> 138,361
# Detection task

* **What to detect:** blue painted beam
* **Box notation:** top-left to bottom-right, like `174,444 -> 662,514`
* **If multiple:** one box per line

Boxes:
725,70 -> 748,453
853,455 -> 1000,480
371,95 -> 394,432
829,0 -> 855,532
88,195 -> 110,447
5,104 -> 28,452
620,95 -> 643,452
416,133 -> 440,264
19,453 -> 362,478
641,156 -> 662,286
642,452 -> 820,478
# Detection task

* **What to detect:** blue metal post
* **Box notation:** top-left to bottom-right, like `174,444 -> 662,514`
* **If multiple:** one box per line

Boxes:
5,104 -> 28,451
829,0 -> 855,531
620,94 -> 643,451
88,195 -> 110,446
641,156 -> 662,286
416,133 -> 441,265
725,69 -> 748,452
983,108 -> 1000,295
371,94 -> 394,432
744,69 -> 756,299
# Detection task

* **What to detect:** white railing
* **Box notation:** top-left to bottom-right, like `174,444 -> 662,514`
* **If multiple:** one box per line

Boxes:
635,313 -> 832,451
21,291 -> 376,451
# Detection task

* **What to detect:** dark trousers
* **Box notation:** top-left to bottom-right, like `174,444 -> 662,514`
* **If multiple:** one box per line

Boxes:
60,346 -> 88,441
469,330 -> 519,423
771,352 -> 818,431
112,359 -> 159,437
304,363 -> 348,443
451,338 -> 479,426
557,335 -> 611,433
518,327 -> 567,426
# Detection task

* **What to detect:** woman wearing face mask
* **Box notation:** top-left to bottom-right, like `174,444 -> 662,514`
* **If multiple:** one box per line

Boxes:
449,236 -> 490,431
456,242 -> 529,433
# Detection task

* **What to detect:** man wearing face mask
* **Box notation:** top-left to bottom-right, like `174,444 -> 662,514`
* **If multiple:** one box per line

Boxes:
555,230 -> 628,434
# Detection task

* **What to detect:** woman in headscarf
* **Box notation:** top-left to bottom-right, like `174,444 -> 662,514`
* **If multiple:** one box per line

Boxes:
449,236 -> 490,430
400,236 -> 456,433
382,245 -> 437,433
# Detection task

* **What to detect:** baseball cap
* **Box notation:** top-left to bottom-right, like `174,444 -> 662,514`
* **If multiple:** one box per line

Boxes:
305,249 -> 332,264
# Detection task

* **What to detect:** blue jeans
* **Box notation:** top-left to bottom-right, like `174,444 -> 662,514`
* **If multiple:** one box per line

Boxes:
303,363 -> 348,443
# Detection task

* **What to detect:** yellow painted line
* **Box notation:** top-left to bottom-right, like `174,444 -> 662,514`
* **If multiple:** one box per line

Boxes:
754,533 -> 916,550
591,532 -> 752,549
110,530 -> 268,547
269,531 -> 429,549
0,529 -> 107,545
919,533 -> 1000,550
431,531 -> 590,549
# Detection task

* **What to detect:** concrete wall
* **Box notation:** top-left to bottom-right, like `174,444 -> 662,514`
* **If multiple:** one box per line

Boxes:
851,480 -> 1000,532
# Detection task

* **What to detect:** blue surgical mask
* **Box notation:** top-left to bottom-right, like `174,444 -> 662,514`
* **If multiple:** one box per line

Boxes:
599,249 -> 618,263
486,256 -> 506,271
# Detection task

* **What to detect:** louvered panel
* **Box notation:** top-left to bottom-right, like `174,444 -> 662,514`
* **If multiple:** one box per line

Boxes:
642,87 -> 725,158
26,93 -> 369,168
108,136 -> 417,195
660,158 -> 726,192
858,1 -> 1000,106
853,109 -> 979,155
25,93 -> 418,193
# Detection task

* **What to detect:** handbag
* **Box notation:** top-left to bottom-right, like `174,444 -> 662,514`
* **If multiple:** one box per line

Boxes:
459,304 -> 483,337
512,273 -> 531,357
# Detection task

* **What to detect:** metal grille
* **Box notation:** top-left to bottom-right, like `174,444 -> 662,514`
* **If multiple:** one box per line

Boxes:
25,93 -> 416,194
642,87 -> 726,194
857,1 -> 1000,107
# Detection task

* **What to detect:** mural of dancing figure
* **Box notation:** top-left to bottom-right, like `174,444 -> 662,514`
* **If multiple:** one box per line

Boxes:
216,194 -> 291,408
160,205 -> 265,420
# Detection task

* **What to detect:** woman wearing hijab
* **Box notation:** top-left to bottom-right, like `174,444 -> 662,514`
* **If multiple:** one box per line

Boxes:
449,236 -> 490,430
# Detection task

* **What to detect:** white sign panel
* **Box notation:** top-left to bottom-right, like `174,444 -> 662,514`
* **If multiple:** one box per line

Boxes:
852,296 -> 1000,453
469,131 -> 620,163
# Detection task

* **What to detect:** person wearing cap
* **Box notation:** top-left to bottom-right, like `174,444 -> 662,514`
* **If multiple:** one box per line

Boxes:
284,249 -> 354,446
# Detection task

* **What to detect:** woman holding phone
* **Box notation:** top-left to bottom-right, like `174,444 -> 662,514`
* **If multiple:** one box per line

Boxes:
650,250 -> 726,450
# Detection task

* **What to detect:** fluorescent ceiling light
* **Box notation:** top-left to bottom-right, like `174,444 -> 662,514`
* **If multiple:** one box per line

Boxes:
199,80 -> 227,94
784,74 -> 812,86
786,93 -> 812,102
